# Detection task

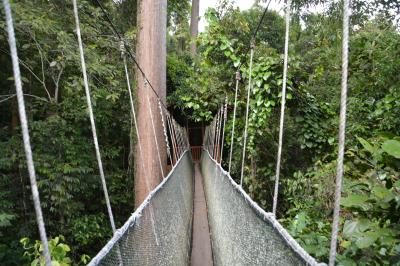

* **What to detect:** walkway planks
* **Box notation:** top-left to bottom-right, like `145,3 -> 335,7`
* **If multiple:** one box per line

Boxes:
191,163 -> 213,266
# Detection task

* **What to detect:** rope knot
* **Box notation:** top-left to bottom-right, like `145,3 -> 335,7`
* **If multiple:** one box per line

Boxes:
250,39 -> 255,49
235,71 -> 241,81
119,40 -> 126,56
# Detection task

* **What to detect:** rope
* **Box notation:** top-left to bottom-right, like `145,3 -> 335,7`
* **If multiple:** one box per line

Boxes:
158,100 -> 173,166
122,46 -> 147,185
236,0 -> 272,70
228,71 -> 241,172
92,0 -> 167,110
144,79 -> 165,179
219,96 -> 228,164
272,0 -> 291,216
3,1 -> 52,264
240,41 -> 255,187
214,108 -> 222,160
72,0 -> 117,232
122,49 -> 159,247
329,0 -> 350,264
167,114 -> 178,164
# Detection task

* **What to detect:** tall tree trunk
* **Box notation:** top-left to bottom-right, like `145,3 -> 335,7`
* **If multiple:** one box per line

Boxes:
135,0 -> 167,208
189,0 -> 200,55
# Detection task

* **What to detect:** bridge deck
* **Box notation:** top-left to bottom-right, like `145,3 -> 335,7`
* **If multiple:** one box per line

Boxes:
191,163 -> 213,266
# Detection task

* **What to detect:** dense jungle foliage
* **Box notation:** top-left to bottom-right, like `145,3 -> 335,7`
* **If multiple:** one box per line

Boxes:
0,0 -> 190,264
0,0 -> 399,265
169,1 -> 400,265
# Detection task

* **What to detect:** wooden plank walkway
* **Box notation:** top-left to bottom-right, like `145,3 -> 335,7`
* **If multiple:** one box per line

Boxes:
191,163 -> 213,266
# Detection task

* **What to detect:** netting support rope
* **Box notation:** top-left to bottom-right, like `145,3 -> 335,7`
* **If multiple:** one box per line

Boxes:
158,100 -> 173,166
329,0 -> 350,264
72,0 -> 117,232
216,107 -> 223,160
219,96 -> 228,164
272,0 -> 291,216
167,114 -> 178,164
240,40 -> 255,187
215,107 -> 222,161
3,1 -> 52,264
228,71 -> 241,173
144,78 -> 165,178
121,44 -> 160,248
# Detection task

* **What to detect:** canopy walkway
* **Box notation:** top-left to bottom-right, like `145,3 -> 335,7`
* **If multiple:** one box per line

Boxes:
2,0 -> 352,265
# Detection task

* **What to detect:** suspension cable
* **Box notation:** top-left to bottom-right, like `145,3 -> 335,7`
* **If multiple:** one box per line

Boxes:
236,0 -> 272,70
272,0 -> 291,216
144,79 -> 165,179
228,71 -> 241,172
72,0 -> 117,232
122,45 -> 159,247
3,1 -> 52,264
92,0 -> 167,110
121,44 -> 148,184
329,0 -> 350,264
240,40 -> 255,187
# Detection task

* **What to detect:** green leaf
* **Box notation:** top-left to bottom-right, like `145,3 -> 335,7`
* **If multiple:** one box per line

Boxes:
381,139 -> 400,158
357,137 -> 375,154
355,232 -> 379,249
341,194 -> 371,210
343,220 -> 358,238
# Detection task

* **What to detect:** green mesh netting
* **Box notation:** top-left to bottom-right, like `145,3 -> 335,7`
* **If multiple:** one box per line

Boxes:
88,151 -> 194,266
201,150 -> 323,266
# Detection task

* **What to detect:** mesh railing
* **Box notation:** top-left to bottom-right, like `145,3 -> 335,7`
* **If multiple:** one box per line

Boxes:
88,151 -> 194,266
201,150 -> 324,266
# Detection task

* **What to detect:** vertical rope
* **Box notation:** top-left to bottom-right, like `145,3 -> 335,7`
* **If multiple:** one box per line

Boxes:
240,41 -> 255,187
122,49 -> 159,247
214,106 -> 222,162
228,71 -> 241,173
72,0 -> 117,231
3,1 -> 52,265
329,0 -> 350,264
214,108 -> 222,160
144,79 -> 165,178
272,0 -> 291,216
219,96 -> 228,164
158,101 -> 173,166
122,49 -> 147,187
169,115 -> 179,162
166,114 -> 177,164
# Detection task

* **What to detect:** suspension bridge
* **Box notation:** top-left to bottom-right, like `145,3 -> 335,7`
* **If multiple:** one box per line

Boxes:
2,0 -> 351,265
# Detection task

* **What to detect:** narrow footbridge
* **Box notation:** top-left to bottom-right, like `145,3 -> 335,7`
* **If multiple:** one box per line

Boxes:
88,133 -> 322,266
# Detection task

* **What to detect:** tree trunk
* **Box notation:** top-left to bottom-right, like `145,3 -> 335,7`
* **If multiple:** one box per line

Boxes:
135,0 -> 167,208
189,0 -> 200,55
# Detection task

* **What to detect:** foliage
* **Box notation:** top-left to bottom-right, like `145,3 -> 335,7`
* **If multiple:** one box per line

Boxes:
173,1 -> 400,265
283,135 -> 400,264
0,0 -> 136,264
20,235 -> 89,266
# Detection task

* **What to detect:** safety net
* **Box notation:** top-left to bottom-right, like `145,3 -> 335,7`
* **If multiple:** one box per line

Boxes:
201,150 -> 324,266
88,151 -> 194,266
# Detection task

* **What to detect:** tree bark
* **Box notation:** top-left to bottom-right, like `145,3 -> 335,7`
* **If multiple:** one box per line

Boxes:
135,0 -> 167,208
190,0 -> 200,55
